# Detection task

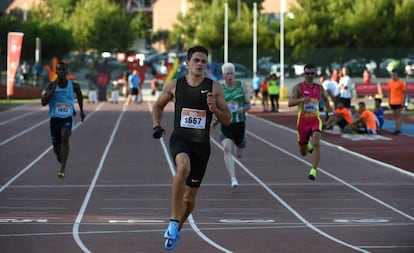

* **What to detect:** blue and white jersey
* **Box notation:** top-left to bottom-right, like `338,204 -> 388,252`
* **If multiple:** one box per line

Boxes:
49,80 -> 75,118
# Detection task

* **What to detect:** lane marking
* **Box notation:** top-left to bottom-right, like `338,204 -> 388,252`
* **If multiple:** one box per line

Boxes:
220,219 -> 275,223
210,137 -> 370,253
73,102 -> 127,253
341,134 -> 391,141
108,219 -> 164,223
0,103 -> 104,193
0,107 -> 46,126
0,218 -> 48,223
334,218 -> 389,223
248,113 -> 414,178
246,131 -> 414,222
0,118 -> 49,146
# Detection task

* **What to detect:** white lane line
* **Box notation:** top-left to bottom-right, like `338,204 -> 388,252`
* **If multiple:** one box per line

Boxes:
147,101 -> 233,253
0,103 -> 104,193
0,107 -> 46,126
72,102 -> 127,253
247,113 -> 414,178
210,137 -> 369,253
0,118 -> 49,146
247,126 -> 414,222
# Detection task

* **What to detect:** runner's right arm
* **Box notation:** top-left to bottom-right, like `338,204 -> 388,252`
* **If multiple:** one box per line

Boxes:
41,81 -> 57,106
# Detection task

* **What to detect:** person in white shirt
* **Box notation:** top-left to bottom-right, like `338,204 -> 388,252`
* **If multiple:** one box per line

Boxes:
320,75 -> 339,108
338,67 -> 353,108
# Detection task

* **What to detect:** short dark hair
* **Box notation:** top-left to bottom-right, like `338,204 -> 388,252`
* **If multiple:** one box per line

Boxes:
187,45 -> 208,60
391,68 -> 397,73
304,64 -> 315,70
56,61 -> 68,70
358,101 -> 366,107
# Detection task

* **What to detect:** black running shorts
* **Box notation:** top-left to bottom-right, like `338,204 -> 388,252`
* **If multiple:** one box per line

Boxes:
219,122 -> 246,148
50,117 -> 72,144
169,133 -> 210,188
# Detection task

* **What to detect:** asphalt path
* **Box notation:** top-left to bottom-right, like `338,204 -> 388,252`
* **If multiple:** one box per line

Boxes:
0,100 -> 413,253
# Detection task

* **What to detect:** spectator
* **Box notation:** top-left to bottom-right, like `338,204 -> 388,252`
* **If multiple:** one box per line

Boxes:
260,74 -> 270,112
338,67 -> 353,108
323,100 -> 352,131
362,69 -> 371,84
331,69 -> 339,83
320,75 -> 339,108
344,101 -> 378,134
373,97 -> 384,131
267,73 -> 280,112
405,61 -> 413,78
126,70 -> 140,105
20,60 -> 30,84
387,69 -> 407,135
252,72 -> 261,106
33,62 -> 42,86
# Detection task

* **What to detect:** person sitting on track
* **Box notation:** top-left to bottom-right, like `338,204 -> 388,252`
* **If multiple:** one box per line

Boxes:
343,101 -> 378,135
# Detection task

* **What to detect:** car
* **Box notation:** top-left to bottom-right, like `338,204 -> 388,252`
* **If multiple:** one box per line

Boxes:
342,58 -> 376,77
376,58 -> 405,77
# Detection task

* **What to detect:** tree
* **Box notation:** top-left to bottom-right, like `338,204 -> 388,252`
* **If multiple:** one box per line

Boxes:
283,0 -> 414,63
89,8 -> 135,52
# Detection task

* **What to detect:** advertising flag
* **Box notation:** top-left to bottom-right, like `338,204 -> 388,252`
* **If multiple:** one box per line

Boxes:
7,32 -> 24,97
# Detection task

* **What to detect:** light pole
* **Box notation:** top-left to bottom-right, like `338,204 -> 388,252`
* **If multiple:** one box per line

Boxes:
23,3 -> 28,22
253,2 -> 257,73
280,0 -> 286,92
224,3 -> 228,63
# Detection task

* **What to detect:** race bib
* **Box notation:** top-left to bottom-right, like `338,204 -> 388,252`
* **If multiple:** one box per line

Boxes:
55,103 -> 72,117
304,101 -> 318,112
227,101 -> 239,113
180,108 -> 206,129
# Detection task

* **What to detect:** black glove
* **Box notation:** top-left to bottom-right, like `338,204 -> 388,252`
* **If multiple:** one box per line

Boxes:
152,126 -> 165,139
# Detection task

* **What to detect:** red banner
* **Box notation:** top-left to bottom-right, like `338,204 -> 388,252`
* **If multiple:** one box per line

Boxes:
7,32 -> 24,97
355,83 -> 378,96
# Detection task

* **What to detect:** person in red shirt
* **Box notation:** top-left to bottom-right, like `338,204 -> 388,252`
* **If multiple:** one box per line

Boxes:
387,69 -> 407,135
344,101 -> 378,134
363,70 -> 371,84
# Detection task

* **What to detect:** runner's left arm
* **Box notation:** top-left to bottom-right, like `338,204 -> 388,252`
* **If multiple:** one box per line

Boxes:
241,81 -> 251,114
73,82 -> 86,121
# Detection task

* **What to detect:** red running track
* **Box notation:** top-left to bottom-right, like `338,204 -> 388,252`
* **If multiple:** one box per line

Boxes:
0,101 -> 413,253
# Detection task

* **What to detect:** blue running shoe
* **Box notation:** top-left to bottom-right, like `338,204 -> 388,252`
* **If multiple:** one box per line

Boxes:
164,220 -> 180,250
164,230 -> 180,250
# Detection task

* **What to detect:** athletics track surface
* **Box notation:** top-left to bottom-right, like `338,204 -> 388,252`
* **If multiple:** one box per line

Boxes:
0,99 -> 413,253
